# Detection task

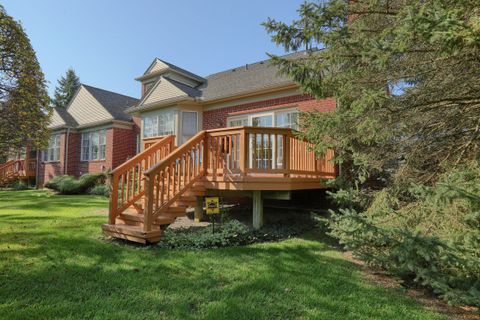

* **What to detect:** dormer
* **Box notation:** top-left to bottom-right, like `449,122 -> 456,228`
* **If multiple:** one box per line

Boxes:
136,58 -> 205,97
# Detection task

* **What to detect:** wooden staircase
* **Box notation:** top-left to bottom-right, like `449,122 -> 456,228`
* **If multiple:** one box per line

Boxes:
102,127 -> 337,244
0,160 -> 26,187
102,133 -> 207,244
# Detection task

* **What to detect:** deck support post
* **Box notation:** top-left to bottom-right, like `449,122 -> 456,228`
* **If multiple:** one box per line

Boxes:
252,190 -> 263,229
194,196 -> 204,222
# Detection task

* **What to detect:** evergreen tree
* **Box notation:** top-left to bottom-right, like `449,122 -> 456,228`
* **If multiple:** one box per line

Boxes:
264,0 -> 480,190
52,68 -> 80,108
264,0 -> 480,305
0,5 -> 51,158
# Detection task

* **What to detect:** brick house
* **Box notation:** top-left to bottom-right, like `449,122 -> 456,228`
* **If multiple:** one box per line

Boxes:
128,52 -> 335,149
37,84 -> 139,185
102,52 -> 338,243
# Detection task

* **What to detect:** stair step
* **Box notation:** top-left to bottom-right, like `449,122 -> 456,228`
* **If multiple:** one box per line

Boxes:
102,224 -> 161,244
119,212 -> 175,225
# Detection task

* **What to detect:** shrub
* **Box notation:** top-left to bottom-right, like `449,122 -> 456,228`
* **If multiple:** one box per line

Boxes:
45,172 -> 107,195
79,173 -> 106,190
89,184 -> 110,197
329,161 -> 480,307
57,176 -> 82,195
9,180 -> 29,190
44,175 -> 70,191
158,217 -> 317,250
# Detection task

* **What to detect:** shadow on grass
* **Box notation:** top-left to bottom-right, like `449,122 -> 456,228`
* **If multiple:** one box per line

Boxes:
0,190 -> 445,320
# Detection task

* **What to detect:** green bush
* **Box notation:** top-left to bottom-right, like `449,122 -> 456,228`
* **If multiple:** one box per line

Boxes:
158,217 -> 316,250
44,175 -> 70,191
9,180 -> 29,190
45,172 -> 107,195
79,173 -> 106,190
329,161 -> 480,307
57,176 -> 82,195
89,184 -> 110,197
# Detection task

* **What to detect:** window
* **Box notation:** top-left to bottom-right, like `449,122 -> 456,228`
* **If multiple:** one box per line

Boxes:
143,110 -> 174,138
228,117 -> 248,127
181,111 -> 198,143
276,110 -> 299,129
81,129 -> 106,161
43,134 -> 61,162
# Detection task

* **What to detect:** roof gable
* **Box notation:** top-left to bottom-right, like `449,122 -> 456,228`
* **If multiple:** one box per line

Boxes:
144,58 -> 170,76
140,77 -> 189,107
66,86 -> 114,126
48,108 -> 66,129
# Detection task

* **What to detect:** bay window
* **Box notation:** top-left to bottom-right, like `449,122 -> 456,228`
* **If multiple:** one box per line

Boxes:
143,110 -> 174,138
43,134 -> 61,162
81,129 -> 106,161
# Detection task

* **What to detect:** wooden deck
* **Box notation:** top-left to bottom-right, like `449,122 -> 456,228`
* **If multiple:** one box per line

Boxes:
102,126 -> 336,243
0,159 -> 36,187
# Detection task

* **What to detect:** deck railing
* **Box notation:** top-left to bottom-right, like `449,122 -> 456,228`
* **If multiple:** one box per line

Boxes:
108,135 -> 175,224
143,131 -> 206,230
0,160 -> 25,185
205,127 -> 336,180
137,127 -> 335,231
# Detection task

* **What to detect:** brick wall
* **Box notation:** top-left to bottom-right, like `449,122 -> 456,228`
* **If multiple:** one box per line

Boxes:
111,127 -> 137,168
202,94 -> 336,130
37,132 -> 66,186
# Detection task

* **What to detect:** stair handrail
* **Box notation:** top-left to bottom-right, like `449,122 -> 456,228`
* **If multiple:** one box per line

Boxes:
0,160 -> 25,185
108,135 -> 175,224
143,131 -> 207,230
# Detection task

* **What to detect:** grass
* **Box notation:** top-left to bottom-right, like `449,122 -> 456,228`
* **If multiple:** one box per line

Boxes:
0,190 -> 447,320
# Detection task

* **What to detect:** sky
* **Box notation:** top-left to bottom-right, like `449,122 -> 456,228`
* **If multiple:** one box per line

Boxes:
2,0 -> 305,98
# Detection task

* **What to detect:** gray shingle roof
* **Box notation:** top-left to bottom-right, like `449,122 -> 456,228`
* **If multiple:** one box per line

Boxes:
82,85 -> 139,122
157,59 -> 206,83
54,106 -> 78,128
130,51 -> 307,112
199,53 -> 303,101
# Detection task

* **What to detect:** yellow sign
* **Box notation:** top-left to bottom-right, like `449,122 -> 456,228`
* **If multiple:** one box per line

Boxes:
205,197 -> 220,214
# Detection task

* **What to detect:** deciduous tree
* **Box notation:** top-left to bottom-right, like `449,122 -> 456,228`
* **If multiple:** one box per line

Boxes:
0,5 -> 51,158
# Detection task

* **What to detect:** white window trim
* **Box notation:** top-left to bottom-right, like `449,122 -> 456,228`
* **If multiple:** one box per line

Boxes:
42,134 -> 61,163
227,107 -> 299,128
81,129 -> 107,161
142,110 -> 175,139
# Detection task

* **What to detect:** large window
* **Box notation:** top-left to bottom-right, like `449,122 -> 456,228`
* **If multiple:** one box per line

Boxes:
43,134 -> 61,162
228,117 -> 248,127
143,110 -> 174,138
81,129 -> 106,161
227,108 -> 298,129
276,110 -> 299,129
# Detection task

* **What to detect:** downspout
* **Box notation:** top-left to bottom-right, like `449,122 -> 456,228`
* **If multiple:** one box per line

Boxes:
35,147 -> 40,189
64,127 -> 70,175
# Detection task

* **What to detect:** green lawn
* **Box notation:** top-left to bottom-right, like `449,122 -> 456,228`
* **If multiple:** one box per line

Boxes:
0,190 -> 447,320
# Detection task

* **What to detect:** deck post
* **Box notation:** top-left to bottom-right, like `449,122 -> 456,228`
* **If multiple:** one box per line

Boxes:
252,190 -> 263,229
194,196 -> 204,222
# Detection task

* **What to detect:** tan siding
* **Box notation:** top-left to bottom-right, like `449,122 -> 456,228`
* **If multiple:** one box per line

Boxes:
143,77 -> 188,106
48,109 -> 66,129
67,86 -> 112,126
147,59 -> 169,74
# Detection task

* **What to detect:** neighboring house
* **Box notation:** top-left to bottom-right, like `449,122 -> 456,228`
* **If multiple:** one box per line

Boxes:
103,52 -> 338,244
37,84 -> 139,185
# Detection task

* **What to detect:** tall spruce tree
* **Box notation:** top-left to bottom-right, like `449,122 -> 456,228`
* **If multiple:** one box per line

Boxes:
0,5 -> 51,158
52,68 -> 80,108
264,0 -> 480,190
264,0 -> 480,306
